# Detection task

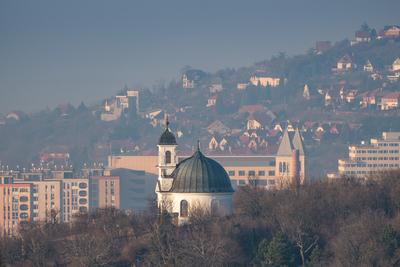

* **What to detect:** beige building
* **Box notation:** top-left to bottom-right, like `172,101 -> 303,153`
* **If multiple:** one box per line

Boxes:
28,180 -> 62,223
337,132 -> 400,178
89,176 -> 120,210
0,183 -> 32,236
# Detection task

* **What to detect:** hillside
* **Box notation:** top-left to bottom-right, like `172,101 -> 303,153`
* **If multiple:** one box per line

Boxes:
1,26 -> 400,176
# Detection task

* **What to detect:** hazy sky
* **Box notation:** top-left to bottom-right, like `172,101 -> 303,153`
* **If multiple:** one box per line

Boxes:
1,0 -> 399,114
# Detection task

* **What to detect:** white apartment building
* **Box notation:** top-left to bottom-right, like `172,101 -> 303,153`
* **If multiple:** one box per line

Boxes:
337,132 -> 400,177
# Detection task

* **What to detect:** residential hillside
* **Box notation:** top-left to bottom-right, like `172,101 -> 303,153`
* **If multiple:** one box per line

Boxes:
1,24 -> 400,177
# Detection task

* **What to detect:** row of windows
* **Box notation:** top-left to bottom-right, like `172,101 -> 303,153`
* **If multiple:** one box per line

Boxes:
345,163 -> 400,168
378,143 -> 400,147
3,188 -> 29,194
228,170 -> 275,177
355,150 -> 399,154
356,157 -> 400,161
232,179 -> 276,186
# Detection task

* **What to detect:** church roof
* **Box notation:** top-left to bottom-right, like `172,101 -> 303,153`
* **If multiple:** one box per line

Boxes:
277,130 -> 294,156
169,147 -> 234,193
292,128 -> 305,156
158,121 -> 177,145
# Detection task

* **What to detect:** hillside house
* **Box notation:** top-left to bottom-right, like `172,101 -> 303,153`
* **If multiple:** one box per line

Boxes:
246,116 -> 262,130
208,136 -> 232,152
345,90 -> 358,103
392,58 -> 400,72
249,75 -> 280,87
207,95 -> 217,107
383,25 -> 400,38
363,60 -> 374,72
381,92 -> 400,110
182,69 -> 206,89
351,31 -> 371,45
236,83 -> 248,90
337,55 -> 353,73
359,90 -> 381,108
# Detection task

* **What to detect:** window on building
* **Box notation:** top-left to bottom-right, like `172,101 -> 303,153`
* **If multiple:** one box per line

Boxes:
268,170 -> 275,176
258,170 -> 265,176
248,170 -> 256,176
165,151 -> 172,164
180,200 -> 188,217
238,171 -> 245,176
228,170 -> 235,176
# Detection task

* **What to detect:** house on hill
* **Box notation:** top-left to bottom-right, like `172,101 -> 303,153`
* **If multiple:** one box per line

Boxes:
392,58 -> 400,72
359,89 -> 382,108
337,55 -> 353,73
351,30 -> 372,45
381,92 -> 400,110
207,95 -> 217,107
236,83 -> 249,90
363,60 -> 374,72
379,25 -> 400,38
246,112 -> 275,131
182,69 -> 206,89
249,74 -> 280,87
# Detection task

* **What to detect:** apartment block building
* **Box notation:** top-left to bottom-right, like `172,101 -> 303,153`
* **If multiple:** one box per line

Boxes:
30,180 -> 62,223
62,178 -> 89,223
337,132 -> 400,177
0,183 -> 32,236
89,176 -> 120,211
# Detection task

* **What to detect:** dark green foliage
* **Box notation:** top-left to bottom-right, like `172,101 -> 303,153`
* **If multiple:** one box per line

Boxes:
258,233 -> 298,267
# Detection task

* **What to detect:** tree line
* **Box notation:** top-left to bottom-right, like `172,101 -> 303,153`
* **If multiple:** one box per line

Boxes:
2,171 -> 400,266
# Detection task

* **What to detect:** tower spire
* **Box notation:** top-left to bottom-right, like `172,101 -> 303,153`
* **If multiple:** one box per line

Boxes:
197,140 -> 201,151
166,115 -> 169,129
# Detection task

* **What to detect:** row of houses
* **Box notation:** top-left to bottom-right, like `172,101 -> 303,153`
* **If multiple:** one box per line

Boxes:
206,118 -> 359,154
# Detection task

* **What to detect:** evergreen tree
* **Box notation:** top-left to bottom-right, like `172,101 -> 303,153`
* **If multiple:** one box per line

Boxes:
261,232 -> 297,267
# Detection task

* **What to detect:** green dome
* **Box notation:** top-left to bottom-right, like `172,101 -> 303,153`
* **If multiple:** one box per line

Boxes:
170,149 -> 234,193
158,128 -> 177,145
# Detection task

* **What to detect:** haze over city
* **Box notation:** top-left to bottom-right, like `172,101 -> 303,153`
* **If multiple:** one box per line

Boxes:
1,0 -> 399,113
2,1 -> 400,265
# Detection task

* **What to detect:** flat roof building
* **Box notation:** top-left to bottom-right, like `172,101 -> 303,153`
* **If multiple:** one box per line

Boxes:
337,132 -> 400,178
